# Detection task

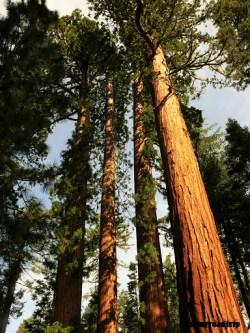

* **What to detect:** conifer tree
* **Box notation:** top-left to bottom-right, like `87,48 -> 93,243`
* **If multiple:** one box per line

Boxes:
119,263 -> 140,333
50,12 -> 119,327
133,77 -> 169,332
0,1 -> 64,331
97,78 -> 117,333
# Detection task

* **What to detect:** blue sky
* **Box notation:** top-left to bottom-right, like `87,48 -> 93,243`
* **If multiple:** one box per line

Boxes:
1,0 -> 249,331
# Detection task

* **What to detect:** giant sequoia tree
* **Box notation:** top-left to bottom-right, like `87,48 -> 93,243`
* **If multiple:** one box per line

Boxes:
88,0 -> 248,331
51,11 -> 127,328
51,11 -> 119,327
97,78 -> 117,333
133,77 -> 170,333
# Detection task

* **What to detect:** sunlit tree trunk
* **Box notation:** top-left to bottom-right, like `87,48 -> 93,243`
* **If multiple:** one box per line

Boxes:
97,79 -> 117,333
0,260 -> 22,333
148,44 -> 247,332
133,77 -> 170,333
53,73 -> 90,327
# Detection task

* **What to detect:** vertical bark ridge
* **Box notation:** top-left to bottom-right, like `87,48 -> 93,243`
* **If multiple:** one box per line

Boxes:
149,45 -> 247,332
133,77 -> 170,333
97,79 -> 117,333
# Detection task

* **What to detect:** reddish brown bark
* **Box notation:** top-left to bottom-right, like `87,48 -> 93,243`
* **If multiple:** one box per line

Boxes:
97,79 -> 117,333
53,100 -> 90,326
133,77 -> 170,333
148,45 -> 247,332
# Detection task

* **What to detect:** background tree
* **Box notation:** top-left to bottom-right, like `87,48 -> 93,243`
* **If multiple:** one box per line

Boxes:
210,0 -> 250,88
82,289 -> 98,333
50,11 -> 123,328
163,255 -> 179,333
133,77 -> 169,333
0,1 -> 66,331
97,77 -> 117,333
118,263 -> 140,333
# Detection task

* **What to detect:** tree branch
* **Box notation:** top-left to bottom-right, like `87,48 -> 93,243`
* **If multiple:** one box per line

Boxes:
135,0 -> 156,55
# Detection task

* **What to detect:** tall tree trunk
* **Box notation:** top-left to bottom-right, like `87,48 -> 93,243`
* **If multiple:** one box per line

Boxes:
133,77 -> 170,333
97,79 -> 117,333
53,76 -> 90,327
147,44 -> 247,332
135,7 -> 247,328
0,260 -> 22,333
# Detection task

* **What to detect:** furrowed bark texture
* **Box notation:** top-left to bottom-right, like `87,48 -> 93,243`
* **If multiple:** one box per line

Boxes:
97,79 -> 117,333
149,45 -> 247,333
0,260 -> 22,333
133,78 -> 170,333
53,100 -> 90,326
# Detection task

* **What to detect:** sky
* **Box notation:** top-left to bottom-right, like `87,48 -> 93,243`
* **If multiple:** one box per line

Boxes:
1,0 -> 249,331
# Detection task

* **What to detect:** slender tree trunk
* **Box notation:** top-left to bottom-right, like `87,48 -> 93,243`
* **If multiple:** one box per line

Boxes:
53,75 -> 90,327
97,79 -> 117,333
0,260 -> 22,333
133,77 -> 170,333
147,44 -> 247,332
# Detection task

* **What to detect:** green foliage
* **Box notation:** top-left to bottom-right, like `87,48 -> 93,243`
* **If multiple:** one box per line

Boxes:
119,263 -> 140,333
164,255 -> 179,333
211,0 -> 250,88
81,289 -> 98,333
18,319 -> 73,333
182,105 -> 204,152
0,198 -> 52,322
226,118 -> 250,185
88,0 -> 250,94
0,2 -> 68,326
45,322 -> 73,333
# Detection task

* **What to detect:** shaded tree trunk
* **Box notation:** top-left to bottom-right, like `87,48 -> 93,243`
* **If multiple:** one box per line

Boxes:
133,77 -> 170,333
147,44 -> 247,332
0,260 -> 22,333
97,79 -> 117,333
53,75 -> 90,327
